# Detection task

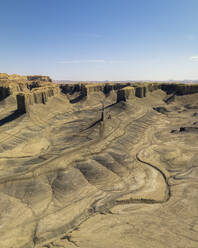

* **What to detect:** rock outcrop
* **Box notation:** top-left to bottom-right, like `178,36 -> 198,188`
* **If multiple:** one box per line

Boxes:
0,73 -> 9,79
0,74 -> 59,114
27,75 -> 52,82
16,86 -> 60,113
161,83 -> 198,95
2,73 -> 198,116
117,86 -> 135,102
15,81 -> 198,113
0,86 -> 10,101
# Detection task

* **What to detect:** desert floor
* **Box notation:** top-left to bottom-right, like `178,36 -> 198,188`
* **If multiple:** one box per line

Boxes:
0,89 -> 198,248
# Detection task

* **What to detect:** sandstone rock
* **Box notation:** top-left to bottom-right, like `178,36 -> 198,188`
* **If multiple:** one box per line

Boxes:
0,86 -> 10,101
16,86 -> 60,112
0,73 -> 9,79
117,86 -> 135,102
27,75 -> 52,82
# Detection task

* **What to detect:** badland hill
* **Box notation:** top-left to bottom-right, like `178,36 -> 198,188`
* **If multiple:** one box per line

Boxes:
1,73 -> 198,248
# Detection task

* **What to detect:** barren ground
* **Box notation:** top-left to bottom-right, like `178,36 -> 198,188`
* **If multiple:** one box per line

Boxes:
0,83 -> 198,248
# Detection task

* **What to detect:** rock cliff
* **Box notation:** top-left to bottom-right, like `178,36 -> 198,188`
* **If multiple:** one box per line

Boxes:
17,86 -> 60,113
0,74 -> 58,113
27,75 -> 52,82
2,73 -> 198,115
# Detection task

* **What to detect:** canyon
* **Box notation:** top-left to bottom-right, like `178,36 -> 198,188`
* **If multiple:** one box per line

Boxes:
0,73 -> 198,248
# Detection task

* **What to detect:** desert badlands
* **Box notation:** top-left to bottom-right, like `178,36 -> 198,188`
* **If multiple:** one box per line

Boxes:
0,73 -> 198,248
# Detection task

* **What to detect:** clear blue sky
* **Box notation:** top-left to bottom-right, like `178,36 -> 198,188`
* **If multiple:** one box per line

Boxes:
1,0 -> 198,80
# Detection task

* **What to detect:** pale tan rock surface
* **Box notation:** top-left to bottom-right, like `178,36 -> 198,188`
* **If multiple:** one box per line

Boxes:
0,74 -> 198,248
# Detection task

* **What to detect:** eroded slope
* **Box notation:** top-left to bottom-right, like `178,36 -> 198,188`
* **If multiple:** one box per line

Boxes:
0,75 -> 198,248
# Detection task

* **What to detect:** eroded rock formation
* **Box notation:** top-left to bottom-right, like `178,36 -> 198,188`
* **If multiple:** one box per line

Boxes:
0,74 -> 59,113
1,74 -> 198,248
16,86 -> 60,113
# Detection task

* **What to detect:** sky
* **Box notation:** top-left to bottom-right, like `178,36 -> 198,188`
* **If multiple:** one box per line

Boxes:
1,0 -> 198,81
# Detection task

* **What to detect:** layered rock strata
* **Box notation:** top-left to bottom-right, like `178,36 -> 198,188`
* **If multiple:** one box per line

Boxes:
1,74 -> 198,248
0,74 -> 59,113
17,86 -> 60,113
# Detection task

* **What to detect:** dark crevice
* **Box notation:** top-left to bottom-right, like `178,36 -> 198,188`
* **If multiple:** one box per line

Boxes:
153,107 -> 169,114
70,93 -> 86,104
179,127 -> 198,133
0,87 -> 10,102
61,235 -> 79,247
136,151 -> 171,202
163,93 -> 176,104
